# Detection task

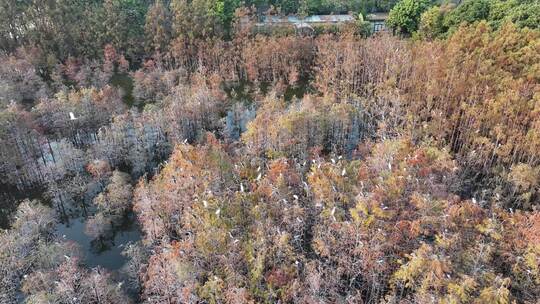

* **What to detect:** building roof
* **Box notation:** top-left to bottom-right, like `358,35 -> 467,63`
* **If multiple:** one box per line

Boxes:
261,14 -> 354,24
366,13 -> 389,21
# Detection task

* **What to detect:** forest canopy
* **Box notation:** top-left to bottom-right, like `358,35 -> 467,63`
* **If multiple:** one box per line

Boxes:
0,0 -> 539,303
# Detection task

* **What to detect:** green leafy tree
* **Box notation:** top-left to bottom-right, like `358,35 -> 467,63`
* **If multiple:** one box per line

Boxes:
221,0 -> 241,36
0,0 -> 29,53
387,0 -> 432,35
418,6 -> 445,39
145,0 -> 173,54
490,0 -> 540,30
356,13 -> 373,37
103,0 -> 148,61
0,0 -> 104,59
171,0 -> 230,39
415,0 -> 539,37
443,0 -> 490,32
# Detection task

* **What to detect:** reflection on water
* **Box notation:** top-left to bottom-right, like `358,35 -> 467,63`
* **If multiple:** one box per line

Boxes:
0,183 -> 46,229
57,212 -> 140,270
1,182 -> 142,271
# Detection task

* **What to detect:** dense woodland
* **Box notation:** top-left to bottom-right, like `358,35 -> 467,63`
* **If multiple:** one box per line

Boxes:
1,0 -> 539,303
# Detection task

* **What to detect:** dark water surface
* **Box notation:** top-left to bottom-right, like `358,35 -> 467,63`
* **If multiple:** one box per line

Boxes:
1,183 -> 142,271
0,183 -> 46,229
57,213 -> 141,270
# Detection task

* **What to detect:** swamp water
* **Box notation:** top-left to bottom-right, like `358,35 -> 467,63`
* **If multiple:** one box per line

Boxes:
0,181 -> 142,271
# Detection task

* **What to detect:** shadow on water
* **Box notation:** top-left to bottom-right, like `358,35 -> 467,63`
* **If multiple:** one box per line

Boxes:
55,181 -> 142,271
223,77 -> 311,104
0,181 -> 142,271
57,212 -> 141,270
0,183 -> 46,229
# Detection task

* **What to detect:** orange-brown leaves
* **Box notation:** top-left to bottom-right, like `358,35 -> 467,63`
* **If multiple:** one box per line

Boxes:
243,36 -> 315,86
266,267 -> 294,289
85,159 -> 111,179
